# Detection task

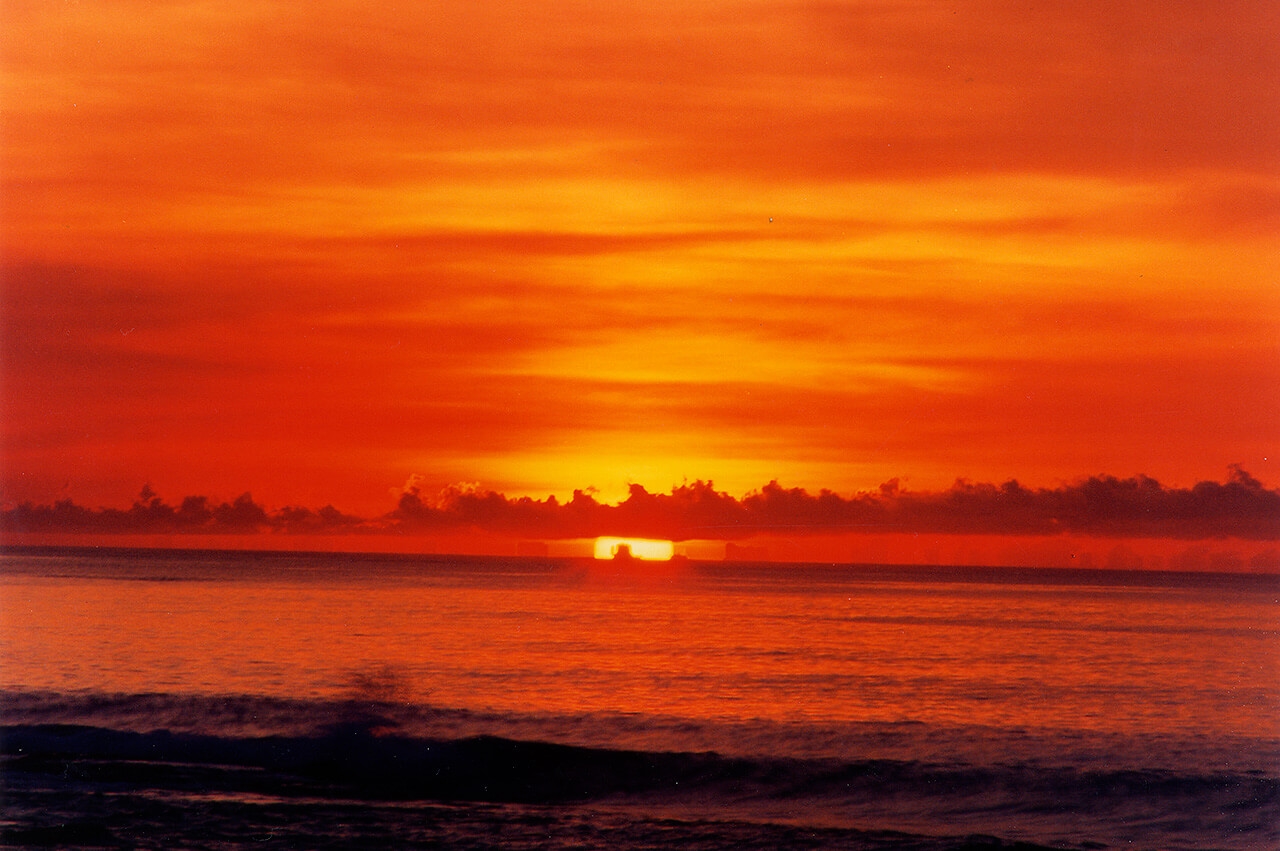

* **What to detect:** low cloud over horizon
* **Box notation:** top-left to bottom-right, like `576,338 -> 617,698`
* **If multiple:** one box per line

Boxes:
5,468 -> 1277,544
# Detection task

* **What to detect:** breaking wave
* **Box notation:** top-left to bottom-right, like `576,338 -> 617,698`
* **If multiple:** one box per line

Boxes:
3,690 -> 1276,850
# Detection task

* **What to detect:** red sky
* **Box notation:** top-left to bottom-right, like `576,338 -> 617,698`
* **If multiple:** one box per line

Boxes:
2,1 -> 1278,556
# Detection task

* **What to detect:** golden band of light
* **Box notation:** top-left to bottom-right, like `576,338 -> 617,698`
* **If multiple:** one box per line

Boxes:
593,537 -> 675,561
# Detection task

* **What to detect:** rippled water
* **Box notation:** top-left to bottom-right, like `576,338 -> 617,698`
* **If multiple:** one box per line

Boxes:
2,547 -> 1277,849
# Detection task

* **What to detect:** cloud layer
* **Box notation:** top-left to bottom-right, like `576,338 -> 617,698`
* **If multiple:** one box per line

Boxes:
6,469 -> 1276,543
2,1 -> 1277,513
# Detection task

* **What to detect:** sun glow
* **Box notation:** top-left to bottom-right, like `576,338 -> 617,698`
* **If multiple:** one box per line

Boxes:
593,537 -> 675,561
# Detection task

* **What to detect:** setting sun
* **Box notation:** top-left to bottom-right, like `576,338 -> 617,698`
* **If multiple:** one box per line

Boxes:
1,2 -> 1276,848
593,537 -> 676,561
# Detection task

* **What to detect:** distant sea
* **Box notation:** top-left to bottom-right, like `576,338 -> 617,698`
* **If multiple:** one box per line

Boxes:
2,547 -> 1276,850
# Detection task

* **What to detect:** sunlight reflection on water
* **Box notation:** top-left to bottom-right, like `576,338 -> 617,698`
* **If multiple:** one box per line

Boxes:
2,552 -> 1276,738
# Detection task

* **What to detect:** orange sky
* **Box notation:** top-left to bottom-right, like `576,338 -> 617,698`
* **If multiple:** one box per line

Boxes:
3,1 -> 1278,527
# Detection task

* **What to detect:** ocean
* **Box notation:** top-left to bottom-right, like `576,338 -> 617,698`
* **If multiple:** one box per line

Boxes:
1,546 -> 1276,850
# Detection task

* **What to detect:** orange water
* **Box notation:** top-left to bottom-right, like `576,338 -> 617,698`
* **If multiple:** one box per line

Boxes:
2,553 -> 1276,739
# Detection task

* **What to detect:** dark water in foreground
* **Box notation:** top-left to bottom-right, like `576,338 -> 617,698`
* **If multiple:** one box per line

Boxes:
1,547 -> 1277,849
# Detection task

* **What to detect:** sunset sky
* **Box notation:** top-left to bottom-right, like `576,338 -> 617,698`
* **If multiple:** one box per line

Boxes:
2,1 -> 1277,555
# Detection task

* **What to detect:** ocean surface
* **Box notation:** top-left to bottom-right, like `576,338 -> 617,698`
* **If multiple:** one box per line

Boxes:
1,546 -> 1276,850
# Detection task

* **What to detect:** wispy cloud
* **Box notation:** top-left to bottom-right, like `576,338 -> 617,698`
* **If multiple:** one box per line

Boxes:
2,1 -> 1276,514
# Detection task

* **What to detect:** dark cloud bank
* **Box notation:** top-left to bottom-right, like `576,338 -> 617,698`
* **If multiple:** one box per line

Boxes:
3,469 -> 1277,542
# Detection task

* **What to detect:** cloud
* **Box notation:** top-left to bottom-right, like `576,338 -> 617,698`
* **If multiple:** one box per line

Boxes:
5,0 -> 1276,516
1,490 -> 356,536
7,0 -> 1276,250
5,469 -> 1277,543
273,504 -> 367,535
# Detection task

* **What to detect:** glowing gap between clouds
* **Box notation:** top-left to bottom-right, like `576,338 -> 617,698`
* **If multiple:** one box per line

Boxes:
593,537 -> 675,561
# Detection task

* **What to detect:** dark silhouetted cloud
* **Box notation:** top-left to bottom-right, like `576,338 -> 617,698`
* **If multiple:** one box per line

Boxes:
4,469 -> 1277,543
